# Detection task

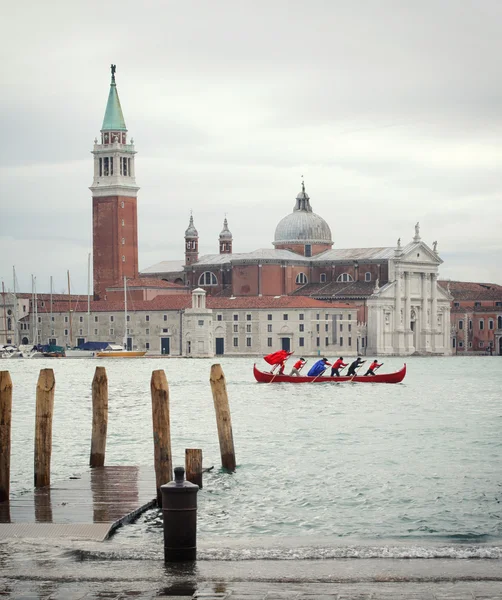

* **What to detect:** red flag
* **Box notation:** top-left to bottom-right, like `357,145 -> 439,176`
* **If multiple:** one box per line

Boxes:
264,350 -> 292,365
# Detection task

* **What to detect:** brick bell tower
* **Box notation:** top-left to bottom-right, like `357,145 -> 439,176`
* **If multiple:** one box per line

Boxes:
90,65 -> 139,299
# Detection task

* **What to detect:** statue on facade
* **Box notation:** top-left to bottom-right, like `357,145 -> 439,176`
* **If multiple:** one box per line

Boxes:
111,64 -> 116,82
397,237 -> 401,249
415,222 -> 420,236
432,240 -> 438,252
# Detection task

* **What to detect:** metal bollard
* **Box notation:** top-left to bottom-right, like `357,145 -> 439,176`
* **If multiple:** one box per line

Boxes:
161,466 -> 199,562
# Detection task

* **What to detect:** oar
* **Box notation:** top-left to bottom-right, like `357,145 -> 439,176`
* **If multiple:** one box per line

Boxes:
311,367 -> 328,383
349,363 -> 365,382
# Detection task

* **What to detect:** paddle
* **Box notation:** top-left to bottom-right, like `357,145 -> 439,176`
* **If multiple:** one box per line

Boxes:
311,369 -> 327,383
349,362 -> 365,382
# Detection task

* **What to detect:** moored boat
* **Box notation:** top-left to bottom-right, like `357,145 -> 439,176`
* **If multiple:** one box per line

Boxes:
253,363 -> 406,384
95,343 -> 146,358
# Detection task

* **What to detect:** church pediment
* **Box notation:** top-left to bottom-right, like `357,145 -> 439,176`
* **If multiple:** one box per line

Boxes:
400,242 -> 442,265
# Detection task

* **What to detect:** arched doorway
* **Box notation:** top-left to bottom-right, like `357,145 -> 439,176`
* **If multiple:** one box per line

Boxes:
22,336 -> 29,345
499,337 -> 502,356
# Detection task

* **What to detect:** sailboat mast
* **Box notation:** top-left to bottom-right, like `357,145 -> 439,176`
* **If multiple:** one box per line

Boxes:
13,266 -> 18,346
87,252 -> 91,340
1,282 -> 7,345
33,276 -> 38,345
123,275 -> 127,349
67,270 -> 73,347
50,276 -> 53,342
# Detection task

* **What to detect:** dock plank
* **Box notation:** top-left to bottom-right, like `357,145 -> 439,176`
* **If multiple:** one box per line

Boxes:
0,465 -> 157,540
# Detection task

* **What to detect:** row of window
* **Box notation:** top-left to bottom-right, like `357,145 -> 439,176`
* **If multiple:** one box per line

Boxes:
197,271 -> 372,286
457,317 -> 502,330
454,301 -> 502,308
38,313 -> 354,325
454,339 -> 494,349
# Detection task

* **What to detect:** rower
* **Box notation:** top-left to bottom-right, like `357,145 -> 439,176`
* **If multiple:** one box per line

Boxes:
364,359 -> 383,376
347,356 -> 365,376
289,357 -> 306,376
307,357 -> 331,377
330,357 -> 348,377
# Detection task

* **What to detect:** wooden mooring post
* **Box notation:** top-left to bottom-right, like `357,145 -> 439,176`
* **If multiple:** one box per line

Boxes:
185,449 -> 203,488
34,369 -> 56,488
90,366 -> 108,468
151,369 -> 173,505
209,364 -> 236,471
0,371 -> 13,502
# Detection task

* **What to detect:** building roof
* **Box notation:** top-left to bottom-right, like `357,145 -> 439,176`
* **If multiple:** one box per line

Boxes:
207,296 -> 353,310
192,248 -> 311,267
102,70 -> 127,131
439,280 -> 502,301
273,183 -> 332,246
292,281 -> 376,299
45,295 -> 352,313
313,247 -> 395,261
106,278 -> 186,290
140,260 -> 185,275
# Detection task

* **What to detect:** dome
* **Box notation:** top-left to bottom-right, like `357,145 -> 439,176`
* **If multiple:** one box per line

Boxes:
273,183 -> 332,246
219,217 -> 232,240
185,214 -> 198,238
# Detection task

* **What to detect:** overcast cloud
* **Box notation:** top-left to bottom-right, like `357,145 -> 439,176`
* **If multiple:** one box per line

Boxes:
1,0 -> 501,294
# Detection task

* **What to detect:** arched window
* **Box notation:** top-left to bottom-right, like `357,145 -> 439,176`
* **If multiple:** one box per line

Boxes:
198,271 -> 218,286
320,273 -> 327,283
365,272 -> 371,282
336,273 -> 354,282
296,273 -> 308,284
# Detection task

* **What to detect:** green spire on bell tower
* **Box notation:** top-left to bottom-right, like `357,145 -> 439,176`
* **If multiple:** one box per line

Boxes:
101,64 -> 127,131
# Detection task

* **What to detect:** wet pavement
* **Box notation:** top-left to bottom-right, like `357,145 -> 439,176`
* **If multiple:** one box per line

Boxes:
2,557 -> 502,599
1,579 -> 502,599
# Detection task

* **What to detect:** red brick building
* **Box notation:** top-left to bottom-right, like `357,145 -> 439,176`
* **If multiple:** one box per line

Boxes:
441,281 -> 502,355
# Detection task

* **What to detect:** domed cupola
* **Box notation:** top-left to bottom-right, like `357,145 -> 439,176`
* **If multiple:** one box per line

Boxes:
273,182 -> 333,256
185,213 -> 198,239
219,217 -> 233,254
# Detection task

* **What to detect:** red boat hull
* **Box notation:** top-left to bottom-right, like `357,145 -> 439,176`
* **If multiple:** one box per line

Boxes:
253,363 -> 406,384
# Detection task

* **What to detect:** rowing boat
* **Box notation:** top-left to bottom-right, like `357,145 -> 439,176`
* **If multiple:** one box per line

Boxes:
253,363 -> 406,384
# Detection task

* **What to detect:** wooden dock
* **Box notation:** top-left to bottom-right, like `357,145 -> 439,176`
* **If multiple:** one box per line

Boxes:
0,465 -> 157,541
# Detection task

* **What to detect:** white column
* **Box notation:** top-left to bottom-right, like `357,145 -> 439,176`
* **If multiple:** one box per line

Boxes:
421,273 -> 428,328
395,270 -> 402,331
431,273 -> 438,351
431,273 -> 437,330
404,271 -> 411,331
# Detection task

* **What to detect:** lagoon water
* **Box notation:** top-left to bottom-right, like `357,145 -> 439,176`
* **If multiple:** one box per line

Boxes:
2,355 -> 502,562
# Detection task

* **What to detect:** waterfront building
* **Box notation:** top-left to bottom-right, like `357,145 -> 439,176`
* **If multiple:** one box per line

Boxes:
31,289 -> 361,357
444,281 -> 502,355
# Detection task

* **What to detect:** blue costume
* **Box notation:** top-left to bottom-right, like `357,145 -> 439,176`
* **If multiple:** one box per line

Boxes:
307,359 -> 329,377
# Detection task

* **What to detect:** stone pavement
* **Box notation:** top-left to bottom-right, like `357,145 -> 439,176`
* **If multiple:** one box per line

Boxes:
1,579 -> 502,599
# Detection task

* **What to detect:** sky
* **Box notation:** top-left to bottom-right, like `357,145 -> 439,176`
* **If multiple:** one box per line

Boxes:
1,0 -> 501,294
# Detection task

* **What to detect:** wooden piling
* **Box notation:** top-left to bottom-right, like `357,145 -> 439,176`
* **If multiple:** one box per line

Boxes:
0,371 -> 13,502
34,369 -> 56,488
90,366 -> 108,468
185,448 -> 203,488
151,369 -> 173,505
209,364 -> 236,471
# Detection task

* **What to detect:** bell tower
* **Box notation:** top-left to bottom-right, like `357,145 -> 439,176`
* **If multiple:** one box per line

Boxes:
184,213 -> 199,265
219,217 -> 233,254
90,65 -> 139,299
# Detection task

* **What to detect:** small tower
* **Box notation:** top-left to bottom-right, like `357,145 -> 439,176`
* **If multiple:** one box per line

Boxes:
90,65 -> 139,299
185,213 -> 199,265
219,217 -> 233,254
